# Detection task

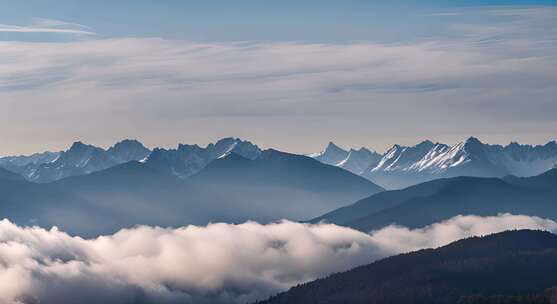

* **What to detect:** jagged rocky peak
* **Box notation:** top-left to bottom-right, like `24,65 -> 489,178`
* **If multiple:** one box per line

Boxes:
415,139 -> 435,149
348,147 -> 377,156
465,136 -> 483,144
0,150 -> 61,167
312,141 -> 349,166
143,137 -> 261,178
462,136 -> 485,151
207,137 -> 261,160
177,143 -> 202,151
339,147 -> 382,175
325,142 -> 347,154
110,139 -> 147,151
61,141 -> 104,163
326,141 -> 343,150
108,139 -> 151,162
68,141 -> 95,152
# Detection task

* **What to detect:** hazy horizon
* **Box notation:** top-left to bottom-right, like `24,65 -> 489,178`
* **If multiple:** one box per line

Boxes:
2,135 -> 557,158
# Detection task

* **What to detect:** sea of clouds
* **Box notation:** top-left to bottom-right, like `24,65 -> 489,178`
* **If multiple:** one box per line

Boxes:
0,213 -> 556,304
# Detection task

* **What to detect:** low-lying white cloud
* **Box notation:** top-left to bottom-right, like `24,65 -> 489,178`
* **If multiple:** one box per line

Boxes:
0,213 -> 555,304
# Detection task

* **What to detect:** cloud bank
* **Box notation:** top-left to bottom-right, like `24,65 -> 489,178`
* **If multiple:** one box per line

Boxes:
0,214 -> 555,304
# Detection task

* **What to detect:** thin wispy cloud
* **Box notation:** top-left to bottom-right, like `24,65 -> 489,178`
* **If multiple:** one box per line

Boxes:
0,7 -> 555,154
0,18 -> 96,35
424,12 -> 462,17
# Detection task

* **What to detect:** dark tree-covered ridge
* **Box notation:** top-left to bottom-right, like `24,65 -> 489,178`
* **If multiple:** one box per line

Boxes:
256,230 -> 557,304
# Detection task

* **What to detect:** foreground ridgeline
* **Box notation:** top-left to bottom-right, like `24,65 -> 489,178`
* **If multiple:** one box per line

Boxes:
255,230 -> 557,304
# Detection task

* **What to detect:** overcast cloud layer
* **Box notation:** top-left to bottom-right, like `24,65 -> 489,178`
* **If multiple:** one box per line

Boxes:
1,7 -> 556,155
0,213 -> 555,304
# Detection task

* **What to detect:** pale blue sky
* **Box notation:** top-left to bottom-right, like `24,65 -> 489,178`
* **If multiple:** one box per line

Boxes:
0,1 -> 556,154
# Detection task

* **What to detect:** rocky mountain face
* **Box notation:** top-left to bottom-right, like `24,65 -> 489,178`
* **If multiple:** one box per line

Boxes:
0,139 -> 150,183
0,137 -> 261,182
144,137 -> 262,178
3,136 -> 556,187
310,142 -> 382,175
312,137 -> 557,189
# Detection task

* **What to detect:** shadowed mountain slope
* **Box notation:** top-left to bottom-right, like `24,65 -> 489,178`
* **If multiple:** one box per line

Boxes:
311,169 -> 557,232
0,167 -> 24,181
0,150 -> 382,236
256,230 -> 557,304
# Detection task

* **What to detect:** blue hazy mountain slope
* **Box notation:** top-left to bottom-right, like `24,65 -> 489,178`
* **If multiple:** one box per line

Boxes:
255,230 -> 557,304
191,149 -> 384,220
0,150 -> 382,236
310,168 -> 557,232
0,167 -> 25,181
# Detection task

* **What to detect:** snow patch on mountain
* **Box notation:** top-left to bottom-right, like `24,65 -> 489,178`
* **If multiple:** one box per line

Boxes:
312,137 -> 557,189
0,139 -> 150,183
144,137 -> 261,178
310,142 -> 381,175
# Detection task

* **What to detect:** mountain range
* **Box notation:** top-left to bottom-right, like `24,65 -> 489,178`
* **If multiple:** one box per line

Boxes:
0,139 -> 150,183
0,148 -> 382,236
2,136 -> 557,236
144,137 -> 261,178
310,168 -> 557,232
256,230 -> 557,304
312,137 -> 557,189
3,136 -> 556,189
0,137 -> 261,183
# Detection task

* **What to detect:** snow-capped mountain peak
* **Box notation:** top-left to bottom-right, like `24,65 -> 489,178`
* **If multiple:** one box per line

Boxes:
311,142 -> 381,175
144,137 -> 261,178
311,142 -> 349,166
371,140 -> 435,172
311,137 -> 557,189
0,139 -> 152,183
338,147 -> 382,175
209,137 -> 261,160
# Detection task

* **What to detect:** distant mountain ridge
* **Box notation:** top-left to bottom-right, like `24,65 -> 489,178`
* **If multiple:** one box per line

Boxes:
3,136 -> 556,187
310,142 -> 382,175
0,137 -> 262,182
0,139 -> 150,183
312,137 -> 557,189
0,148 -> 383,236
144,137 -> 261,178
